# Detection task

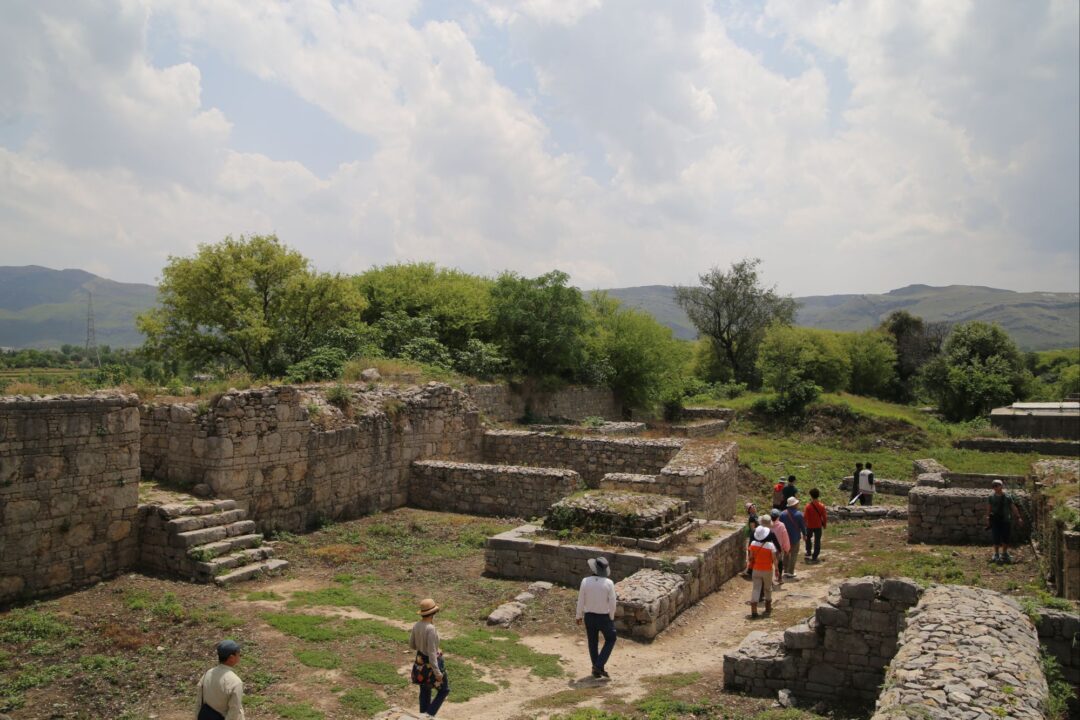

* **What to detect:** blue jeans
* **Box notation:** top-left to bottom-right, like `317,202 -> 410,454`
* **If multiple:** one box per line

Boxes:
419,656 -> 449,716
584,612 -> 617,672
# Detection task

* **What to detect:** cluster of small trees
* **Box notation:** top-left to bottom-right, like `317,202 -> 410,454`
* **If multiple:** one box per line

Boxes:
137,235 -> 687,411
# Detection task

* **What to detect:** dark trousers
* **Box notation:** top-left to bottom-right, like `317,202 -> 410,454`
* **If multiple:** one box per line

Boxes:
859,493 -> 873,506
805,528 -> 823,559
419,656 -> 449,716
584,612 -> 617,672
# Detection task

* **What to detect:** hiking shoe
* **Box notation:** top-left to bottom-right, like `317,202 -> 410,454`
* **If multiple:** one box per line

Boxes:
600,669 -> 610,679
991,553 -> 1000,563
1001,553 -> 1012,564
591,668 -> 603,678
749,613 -> 760,620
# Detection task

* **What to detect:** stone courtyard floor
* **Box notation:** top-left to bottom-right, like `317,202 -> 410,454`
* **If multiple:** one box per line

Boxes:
0,510 -> 1052,720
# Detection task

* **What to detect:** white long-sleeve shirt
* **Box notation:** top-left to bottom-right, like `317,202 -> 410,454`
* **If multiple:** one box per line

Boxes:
195,665 -> 245,720
576,575 -> 617,620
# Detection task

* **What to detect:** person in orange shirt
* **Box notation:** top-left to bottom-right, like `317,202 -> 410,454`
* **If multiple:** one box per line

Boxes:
803,488 -> 828,562
747,525 -> 777,619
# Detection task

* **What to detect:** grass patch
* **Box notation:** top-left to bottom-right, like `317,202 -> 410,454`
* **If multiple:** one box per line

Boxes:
125,590 -> 186,620
338,618 -> 409,644
442,628 -> 563,678
351,661 -> 408,688
0,609 -> 73,645
263,613 -> 407,644
287,586 -> 415,621
294,649 -> 340,669
852,548 -> 973,586
339,687 -> 389,716
274,702 -> 325,720
446,660 -> 498,702
245,591 -> 284,602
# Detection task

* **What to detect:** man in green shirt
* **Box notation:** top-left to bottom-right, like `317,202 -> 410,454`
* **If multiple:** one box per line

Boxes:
987,479 -> 1022,564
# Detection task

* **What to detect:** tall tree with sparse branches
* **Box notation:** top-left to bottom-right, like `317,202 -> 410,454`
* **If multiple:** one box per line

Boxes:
675,258 -> 796,386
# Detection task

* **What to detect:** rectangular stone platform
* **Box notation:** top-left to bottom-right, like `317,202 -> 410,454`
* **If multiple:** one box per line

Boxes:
614,568 -> 687,640
908,486 -> 1032,544
409,460 -> 583,519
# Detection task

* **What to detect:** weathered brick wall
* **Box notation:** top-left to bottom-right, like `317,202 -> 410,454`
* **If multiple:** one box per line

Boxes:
0,394 -> 141,604
139,384 -> 483,533
954,437 -> 1080,455
872,585 -> 1048,719
409,461 -> 582,519
463,383 -> 621,422
907,486 -> 1032,544
723,577 -> 923,704
481,430 -> 681,484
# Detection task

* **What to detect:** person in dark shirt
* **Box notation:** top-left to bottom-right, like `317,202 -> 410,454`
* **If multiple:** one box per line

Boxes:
987,479 -> 1022,564
782,475 -> 799,504
850,462 -> 863,502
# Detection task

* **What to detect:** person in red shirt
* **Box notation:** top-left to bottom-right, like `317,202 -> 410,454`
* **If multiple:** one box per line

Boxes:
747,525 -> 777,618
803,488 -> 828,562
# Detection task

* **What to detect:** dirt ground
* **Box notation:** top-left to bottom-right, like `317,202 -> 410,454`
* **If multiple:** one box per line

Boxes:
0,510 -> 1061,720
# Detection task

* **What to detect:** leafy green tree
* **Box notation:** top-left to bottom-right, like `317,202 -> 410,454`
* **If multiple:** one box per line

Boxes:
800,328 -> 851,392
843,330 -> 898,398
489,270 -> 588,379
286,347 -> 348,383
137,235 -> 366,376
452,339 -> 507,379
919,321 -> 1030,421
675,258 -> 796,386
584,293 -> 689,411
755,323 -> 821,414
880,310 -> 948,402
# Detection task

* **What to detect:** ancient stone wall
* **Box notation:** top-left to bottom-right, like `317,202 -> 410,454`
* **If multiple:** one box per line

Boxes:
481,430 -> 681,484
409,461 -> 582,519
1030,458 -> 1080,600
944,472 -> 1026,489
723,576 -> 923,704
907,486 -> 1032,544
139,384 -> 483,532
680,407 -> 735,421
0,394 -> 141,604
954,437 -> 1080,455
1035,607 -> 1080,686
463,383 -> 621,422
871,585 -> 1048,719
838,476 -> 913,496
990,407 -> 1079,440
659,441 -> 739,519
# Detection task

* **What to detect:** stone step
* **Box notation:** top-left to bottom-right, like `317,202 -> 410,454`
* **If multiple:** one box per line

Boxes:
155,499 -> 238,519
192,547 -> 275,580
188,533 -> 264,560
213,559 -> 289,586
166,509 -> 246,534
173,520 -> 257,549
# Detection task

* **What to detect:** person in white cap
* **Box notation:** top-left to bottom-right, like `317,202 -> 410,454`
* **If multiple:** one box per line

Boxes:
576,556 -> 617,679
987,479 -> 1022,564
747,525 -> 777,618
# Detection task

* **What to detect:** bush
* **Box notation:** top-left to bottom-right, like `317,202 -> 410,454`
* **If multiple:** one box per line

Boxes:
452,339 -> 506,379
756,324 -> 823,415
399,337 -> 453,369
285,347 -> 348,383
326,383 -> 352,411
844,330 -> 897,398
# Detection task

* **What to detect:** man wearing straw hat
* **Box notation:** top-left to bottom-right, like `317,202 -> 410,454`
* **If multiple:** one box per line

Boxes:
576,556 -> 618,679
410,597 -> 449,716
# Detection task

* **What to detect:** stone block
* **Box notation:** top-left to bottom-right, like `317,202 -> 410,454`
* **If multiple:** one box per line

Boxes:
839,576 -> 879,600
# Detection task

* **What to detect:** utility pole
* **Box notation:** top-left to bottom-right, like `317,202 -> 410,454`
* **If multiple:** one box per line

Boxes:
85,291 -> 101,368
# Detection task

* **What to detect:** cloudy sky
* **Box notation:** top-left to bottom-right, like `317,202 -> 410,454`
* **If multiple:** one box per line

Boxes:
1,0 -> 1077,295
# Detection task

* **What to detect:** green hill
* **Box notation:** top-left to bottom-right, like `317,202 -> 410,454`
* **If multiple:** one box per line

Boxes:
0,266 -> 157,348
604,284 -> 1080,351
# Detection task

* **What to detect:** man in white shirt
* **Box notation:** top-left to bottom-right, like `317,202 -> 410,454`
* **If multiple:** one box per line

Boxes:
576,556 -> 618,679
196,639 -> 245,720
857,462 -> 875,506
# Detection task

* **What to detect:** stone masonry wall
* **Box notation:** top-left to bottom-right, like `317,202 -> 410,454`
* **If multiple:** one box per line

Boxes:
0,394 -> 141,604
1030,458 -> 1080,600
659,441 -> 739,519
463,383 -> 621,422
409,460 -> 582,519
1035,607 -> 1080,686
908,486 -> 1032,544
723,576 -> 923,704
139,383 -> 482,532
954,437 -> 1080,455
871,585 -> 1048,719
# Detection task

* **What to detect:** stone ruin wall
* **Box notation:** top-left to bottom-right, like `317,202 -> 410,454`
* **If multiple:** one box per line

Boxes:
871,585 -> 1048,719
409,461 -> 583,519
723,576 -> 923,704
990,408 -> 1079,440
955,436 -> 1080,455
0,394 -> 141,605
907,484 -> 1032,545
463,383 -> 621,423
140,383 -> 483,532
1030,458 -> 1080,601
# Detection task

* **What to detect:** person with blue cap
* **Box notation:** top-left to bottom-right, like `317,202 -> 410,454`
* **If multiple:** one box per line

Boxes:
195,639 -> 245,719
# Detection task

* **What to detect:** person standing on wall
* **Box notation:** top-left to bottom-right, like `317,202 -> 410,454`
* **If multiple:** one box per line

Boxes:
803,488 -> 828,562
576,557 -> 618,679
850,462 -> 864,503
987,479 -> 1023,564
857,462 -> 875,506
410,598 -> 450,716
747,525 -> 777,619
195,640 -> 245,720
779,497 -> 807,578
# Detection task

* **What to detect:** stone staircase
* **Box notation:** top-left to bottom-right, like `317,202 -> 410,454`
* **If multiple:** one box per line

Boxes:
139,499 -> 288,586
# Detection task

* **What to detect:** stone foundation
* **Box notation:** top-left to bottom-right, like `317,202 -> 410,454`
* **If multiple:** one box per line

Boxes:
990,403 -> 1079,440
666,420 -> 728,438
828,505 -> 907,521
544,491 -> 692,541
680,407 -> 735,421
955,437 -> 1080,455
0,394 -> 141,604
615,569 -> 688,640
1030,458 -> 1080,600
528,422 -> 646,436
463,383 -> 621,422
871,585 -> 1048,719
1035,607 -> 1080,686
409,460 -> 582,519
908,486 -> 1032,544
838,476 -> 913,496
723,576 -> 923,704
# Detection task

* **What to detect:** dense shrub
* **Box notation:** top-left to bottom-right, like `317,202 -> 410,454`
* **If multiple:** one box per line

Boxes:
286,347 -> 348,382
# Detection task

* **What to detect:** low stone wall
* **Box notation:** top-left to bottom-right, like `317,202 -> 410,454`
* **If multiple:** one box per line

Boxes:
615,569 -> 686,640
723,576 -> 923,704
0,394 -> 141,604
838,476 -> 913,496
871,585 -> 1048,719
945,472 -> 1026,489
463,383 -> 621,422
666,419 -> 728,438
409,460 -> 581,519
528,422 -> 646,436
828,505 -> 907,521
1030,458 -> 1080,600
680,407 -> 735,421
1035,607 -> 1080,686
912,458 -> 949,476
955,437 -> 1080,455
658,441 -> 739,520
908,486 -> 1032,544
990,406 -> 1079,440
485,521 -> 744,640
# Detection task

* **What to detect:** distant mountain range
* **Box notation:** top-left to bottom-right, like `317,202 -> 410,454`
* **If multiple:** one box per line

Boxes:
0,266 -> 1076,351
604,284 -> 1079,351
